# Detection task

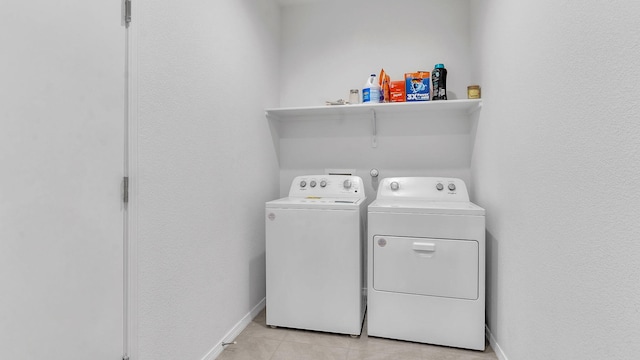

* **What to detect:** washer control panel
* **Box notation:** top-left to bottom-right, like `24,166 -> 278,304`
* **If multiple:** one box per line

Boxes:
289,175 -> 365,198
377,177 -> 469,201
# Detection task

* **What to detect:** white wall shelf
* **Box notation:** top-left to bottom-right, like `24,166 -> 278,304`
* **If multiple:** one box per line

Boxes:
265,99 -> 482,122
266,99 -> 482,148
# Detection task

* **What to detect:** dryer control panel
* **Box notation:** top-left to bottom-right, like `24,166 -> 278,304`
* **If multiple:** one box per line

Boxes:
289,175 -> 365,199
377,177 -> 469,202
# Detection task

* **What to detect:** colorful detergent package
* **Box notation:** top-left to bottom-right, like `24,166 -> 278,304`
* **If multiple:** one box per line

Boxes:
389,81 -> 406,102
372,69 -> 431,103
404,71 -> 430,102
379,69 -> 391,102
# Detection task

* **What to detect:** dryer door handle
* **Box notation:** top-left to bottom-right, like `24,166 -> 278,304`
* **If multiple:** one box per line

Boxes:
412,242 -> 436,252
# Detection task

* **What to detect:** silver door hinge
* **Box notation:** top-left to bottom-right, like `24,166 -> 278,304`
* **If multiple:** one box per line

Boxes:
123,176 -> 129,204
124,0 -> 132,27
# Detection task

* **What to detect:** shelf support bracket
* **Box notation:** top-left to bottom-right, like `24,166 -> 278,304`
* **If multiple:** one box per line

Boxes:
370,108 -> 377,148
467,101 -> 483,114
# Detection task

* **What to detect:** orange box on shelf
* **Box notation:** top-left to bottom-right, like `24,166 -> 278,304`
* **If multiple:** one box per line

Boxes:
389,81 -> 406,102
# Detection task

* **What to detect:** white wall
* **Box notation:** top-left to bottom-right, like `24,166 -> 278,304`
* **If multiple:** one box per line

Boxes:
135,1 -> 280,359
277,0 -> 475,197
280,0 -> 472,107
470,1 -> 640,359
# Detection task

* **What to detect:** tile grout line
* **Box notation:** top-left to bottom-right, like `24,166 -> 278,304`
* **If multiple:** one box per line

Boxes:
266,337 -> 284,360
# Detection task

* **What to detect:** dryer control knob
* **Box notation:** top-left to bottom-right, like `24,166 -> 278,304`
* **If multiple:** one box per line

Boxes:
343,179 -> 352,189
448,183 -> 456,191
390,181 -> 399,191
320,180 -> 327,188
436,183 -> 444,191
310,180 -> 317,188
300,180 -> 307,188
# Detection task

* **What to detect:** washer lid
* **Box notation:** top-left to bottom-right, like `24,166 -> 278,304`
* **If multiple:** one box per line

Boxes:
266,196 -> 364,210
368,199 -> 485,216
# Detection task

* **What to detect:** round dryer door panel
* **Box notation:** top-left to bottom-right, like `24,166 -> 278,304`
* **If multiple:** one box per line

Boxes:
373,236 -> 478,300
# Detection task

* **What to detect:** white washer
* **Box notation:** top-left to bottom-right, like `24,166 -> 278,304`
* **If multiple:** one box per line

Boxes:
266,175 -> 366,336
367,177 -> 486,350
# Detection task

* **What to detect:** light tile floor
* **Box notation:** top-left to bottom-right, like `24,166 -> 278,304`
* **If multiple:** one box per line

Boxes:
218,309 -> 498,360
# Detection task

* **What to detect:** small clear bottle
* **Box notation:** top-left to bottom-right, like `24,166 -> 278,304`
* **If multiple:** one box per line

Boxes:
349,89 -> 360,104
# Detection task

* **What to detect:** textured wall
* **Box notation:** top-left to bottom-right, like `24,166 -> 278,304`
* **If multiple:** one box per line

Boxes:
277,0 -> 475,195
279,0 -> 473,107
135,1 -> 280,359
470,1 -> 640,359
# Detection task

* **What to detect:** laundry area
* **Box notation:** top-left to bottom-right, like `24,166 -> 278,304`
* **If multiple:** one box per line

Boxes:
2,1 -> 639,360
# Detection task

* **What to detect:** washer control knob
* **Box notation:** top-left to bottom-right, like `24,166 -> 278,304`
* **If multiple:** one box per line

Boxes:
343,179 -> 352,189
390,181 -> 399,191
320,180 -> 327,188
300,180 -> 307,188
436,183 -> 444,191
310,180 -> 317,188
370,168 -> 379,178
448,183 -> 456,191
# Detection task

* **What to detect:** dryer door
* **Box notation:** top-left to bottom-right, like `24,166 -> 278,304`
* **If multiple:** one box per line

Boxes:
373,236 -> 478,300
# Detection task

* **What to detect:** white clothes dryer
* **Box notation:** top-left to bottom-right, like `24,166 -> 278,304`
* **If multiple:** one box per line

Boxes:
266,175 -> 366,336
367,177 -> 486,350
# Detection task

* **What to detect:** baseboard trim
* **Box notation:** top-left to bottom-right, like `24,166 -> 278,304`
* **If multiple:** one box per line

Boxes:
200,298 -> 267,360
485,325 -> 508,360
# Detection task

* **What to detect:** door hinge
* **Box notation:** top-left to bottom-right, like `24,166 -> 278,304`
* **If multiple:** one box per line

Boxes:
124,0 -> 132,27
123,176 -> 129,204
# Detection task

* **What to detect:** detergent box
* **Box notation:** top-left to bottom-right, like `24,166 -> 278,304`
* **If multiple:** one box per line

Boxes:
404,71 -> 430,102
389,81 -> 406,102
